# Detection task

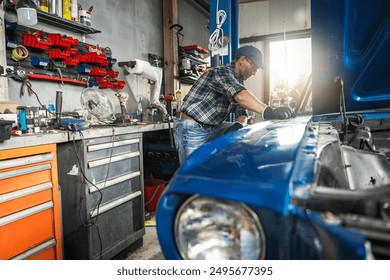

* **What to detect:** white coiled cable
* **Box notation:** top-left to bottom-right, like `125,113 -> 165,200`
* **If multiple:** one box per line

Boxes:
208,2 -> 227,51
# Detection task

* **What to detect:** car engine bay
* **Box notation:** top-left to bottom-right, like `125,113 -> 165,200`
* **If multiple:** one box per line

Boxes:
305,116 -> 390,259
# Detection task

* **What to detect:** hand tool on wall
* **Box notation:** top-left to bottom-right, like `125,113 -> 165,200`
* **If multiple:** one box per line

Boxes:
54,90 -> 62,128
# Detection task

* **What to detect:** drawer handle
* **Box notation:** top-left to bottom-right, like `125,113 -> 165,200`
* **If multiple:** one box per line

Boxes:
0,182 -> 52,203
90,191 -> 141,217
0,163 -> 51,180
87,139 -> 139,152
89,171 -> 141,193
0,154 -> 53,170
0,201 -> 53,226
11,239 -> 56,260
88,151 -> 140,168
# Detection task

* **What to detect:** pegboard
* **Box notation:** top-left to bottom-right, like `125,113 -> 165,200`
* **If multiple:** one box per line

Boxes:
5,21 -> 125,89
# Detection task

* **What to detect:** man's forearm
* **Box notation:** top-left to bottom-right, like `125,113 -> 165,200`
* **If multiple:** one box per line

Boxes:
234,90 -> 268,114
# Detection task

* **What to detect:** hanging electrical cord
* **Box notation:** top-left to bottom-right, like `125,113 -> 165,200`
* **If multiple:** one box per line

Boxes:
20,79 -> 56,117
71,131 -> 104,259
208,0 -> 227,51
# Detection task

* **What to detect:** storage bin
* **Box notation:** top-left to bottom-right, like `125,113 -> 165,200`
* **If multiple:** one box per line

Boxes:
0,120 -> 14,142
144,179 -> 165,212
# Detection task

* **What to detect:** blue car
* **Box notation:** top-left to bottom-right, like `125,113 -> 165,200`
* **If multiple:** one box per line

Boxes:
156,0 -> 390,260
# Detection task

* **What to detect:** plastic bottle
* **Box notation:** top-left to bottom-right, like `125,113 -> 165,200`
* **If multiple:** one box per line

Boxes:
48,0 -> 55,14
56,0 -> 62,17
48,100 -> 55,113
62,0 -> 71,20
71,0 -> 78,22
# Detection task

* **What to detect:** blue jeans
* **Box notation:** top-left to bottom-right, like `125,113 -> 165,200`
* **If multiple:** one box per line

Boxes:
173,118 -> 235,164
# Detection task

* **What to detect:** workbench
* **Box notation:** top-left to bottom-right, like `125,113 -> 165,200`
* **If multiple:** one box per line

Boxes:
0,122 -> 173,260
0,122 -> 173,150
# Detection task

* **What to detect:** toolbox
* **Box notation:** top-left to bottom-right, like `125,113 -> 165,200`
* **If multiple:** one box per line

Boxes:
0,120 -> 15,142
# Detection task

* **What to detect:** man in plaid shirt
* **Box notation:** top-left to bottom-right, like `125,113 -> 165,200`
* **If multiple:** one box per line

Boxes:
174,45 -> 292,164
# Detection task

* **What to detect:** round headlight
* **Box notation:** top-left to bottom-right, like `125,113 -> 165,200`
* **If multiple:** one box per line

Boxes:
174,195 -> 266,260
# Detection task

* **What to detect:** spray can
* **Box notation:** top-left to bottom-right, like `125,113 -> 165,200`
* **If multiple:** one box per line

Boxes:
48,0 -> 55,14
56,0 -> 62,17
175,90 -> 182,113
62,0 -> 71,20
17,106 -> 27,132
71,0 -> 78,22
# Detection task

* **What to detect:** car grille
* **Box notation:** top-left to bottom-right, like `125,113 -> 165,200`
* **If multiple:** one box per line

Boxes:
341,214 -> 390,259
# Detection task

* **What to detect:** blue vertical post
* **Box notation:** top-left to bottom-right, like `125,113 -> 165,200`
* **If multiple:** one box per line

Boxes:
209,0 -> 239,67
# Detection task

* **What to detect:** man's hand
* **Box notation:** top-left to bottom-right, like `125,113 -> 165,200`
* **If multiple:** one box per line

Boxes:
263,106 -> 293,120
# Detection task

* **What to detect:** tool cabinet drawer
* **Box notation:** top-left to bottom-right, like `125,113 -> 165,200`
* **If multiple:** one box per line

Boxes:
0,182 -> 53,217
0,156 -> 53,195
88,193 -> 143,259
0,204 -> 54,259
26,241 -> 57,260
86,138 -> 140,161
88,170 -> 141,206
86,151 -> 140,183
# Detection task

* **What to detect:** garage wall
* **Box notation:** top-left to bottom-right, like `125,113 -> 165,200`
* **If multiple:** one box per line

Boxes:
240,0 -> 311,39
179,0 -> 209,48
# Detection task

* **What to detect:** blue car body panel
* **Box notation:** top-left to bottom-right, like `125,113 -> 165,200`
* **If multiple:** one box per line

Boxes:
312,0 -> 390,115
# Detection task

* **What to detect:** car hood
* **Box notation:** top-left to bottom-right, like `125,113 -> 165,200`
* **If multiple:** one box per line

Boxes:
168,116 -> 312,214
311,0 -> 390,115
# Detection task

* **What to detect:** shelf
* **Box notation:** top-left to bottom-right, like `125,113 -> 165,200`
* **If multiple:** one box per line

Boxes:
5,5 -> 101,34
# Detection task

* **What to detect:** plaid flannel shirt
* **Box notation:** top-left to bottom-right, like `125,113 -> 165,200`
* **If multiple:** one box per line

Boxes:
181,62 -> 248,125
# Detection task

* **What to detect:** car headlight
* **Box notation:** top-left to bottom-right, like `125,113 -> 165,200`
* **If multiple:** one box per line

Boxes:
174,195 -> 266,260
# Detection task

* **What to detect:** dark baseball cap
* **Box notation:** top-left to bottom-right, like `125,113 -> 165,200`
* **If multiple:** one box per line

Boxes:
236,45 -> 268,70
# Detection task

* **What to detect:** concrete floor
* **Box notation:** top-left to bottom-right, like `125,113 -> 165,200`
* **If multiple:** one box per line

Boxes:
124,227 -> 164,260
121,213 -> 165,260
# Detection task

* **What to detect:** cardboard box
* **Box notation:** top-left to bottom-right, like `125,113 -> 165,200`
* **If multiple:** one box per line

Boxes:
0,102 -> 19,114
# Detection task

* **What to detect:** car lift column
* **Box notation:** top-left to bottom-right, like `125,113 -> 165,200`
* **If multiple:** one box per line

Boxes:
209,0 -> 239,67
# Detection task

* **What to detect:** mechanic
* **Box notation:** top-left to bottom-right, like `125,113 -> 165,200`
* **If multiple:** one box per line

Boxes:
174,45 -> 292,164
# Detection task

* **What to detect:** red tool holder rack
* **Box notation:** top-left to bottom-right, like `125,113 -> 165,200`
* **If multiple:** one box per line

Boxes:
95,77 -> 126,89
89,67 -> 107,76
64,57 -> 79,66
27,73 -> 87,85
47,34 -> 79,48
8,26 -> 123,88
83,52 -> 110,66
49,48 -> 71,59
23,31 -> 52,50
106,70 -> 119,78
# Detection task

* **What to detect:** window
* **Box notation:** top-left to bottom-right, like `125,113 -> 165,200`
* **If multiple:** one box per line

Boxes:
269,37 -> 311,110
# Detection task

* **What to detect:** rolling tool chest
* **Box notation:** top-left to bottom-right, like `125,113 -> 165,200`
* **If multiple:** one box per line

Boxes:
0,144 -> 63,260
57,132 -> 145,260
